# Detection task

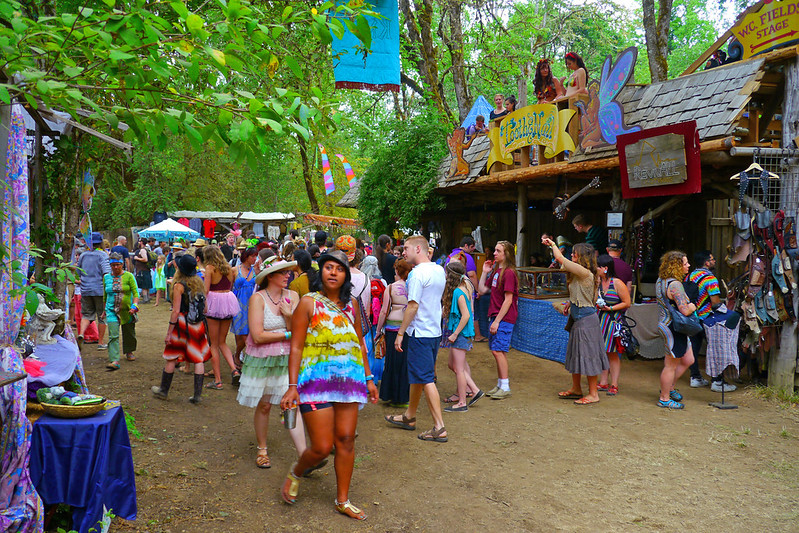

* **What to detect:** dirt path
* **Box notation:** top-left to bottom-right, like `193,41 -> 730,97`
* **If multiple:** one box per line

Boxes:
83,303 -> 799,532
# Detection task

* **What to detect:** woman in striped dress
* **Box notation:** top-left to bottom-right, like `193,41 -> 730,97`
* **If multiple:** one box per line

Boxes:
280,250 -> 378,520
596,255 -> 631,396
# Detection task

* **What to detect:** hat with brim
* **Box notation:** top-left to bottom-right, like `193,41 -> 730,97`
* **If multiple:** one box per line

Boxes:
171,243 -> 185,251
255,260 -> 297,286
317,250 -> 352,282
236,243 -> 249,250
192,238 -> 207,247
176,254 -> 197,276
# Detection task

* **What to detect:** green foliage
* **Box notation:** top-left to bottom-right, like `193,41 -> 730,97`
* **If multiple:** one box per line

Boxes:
358,112 -> 449,235
124,409 -> 143,440
666,0 -> 718,78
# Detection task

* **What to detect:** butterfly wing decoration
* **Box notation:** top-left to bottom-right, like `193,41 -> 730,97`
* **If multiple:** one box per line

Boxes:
597,47 -> 641,145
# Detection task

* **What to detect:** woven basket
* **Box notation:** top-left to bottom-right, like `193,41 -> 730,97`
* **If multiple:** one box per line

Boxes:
40,399 -> 106,419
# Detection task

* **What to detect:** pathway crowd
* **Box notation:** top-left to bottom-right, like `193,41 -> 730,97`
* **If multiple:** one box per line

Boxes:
70,217 -> 736,521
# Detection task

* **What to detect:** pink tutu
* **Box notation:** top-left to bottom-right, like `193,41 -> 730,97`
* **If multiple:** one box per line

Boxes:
206,290 -> 241,319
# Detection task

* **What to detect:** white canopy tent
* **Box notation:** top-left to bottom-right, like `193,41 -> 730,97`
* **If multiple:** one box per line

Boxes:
136,218 -> 200,241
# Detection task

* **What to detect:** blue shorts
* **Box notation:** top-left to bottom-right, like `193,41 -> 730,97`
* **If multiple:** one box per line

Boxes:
441,330 -> 473,350
299,402 -> 333,414
488,318 -> 514,353
407,334 -> 440,385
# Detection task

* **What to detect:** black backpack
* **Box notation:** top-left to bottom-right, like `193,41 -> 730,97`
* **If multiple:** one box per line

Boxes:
180,282 -> 206,324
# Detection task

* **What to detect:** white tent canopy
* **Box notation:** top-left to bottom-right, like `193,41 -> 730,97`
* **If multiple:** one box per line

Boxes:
137,218 -> 200,241
169,210 -> 295,222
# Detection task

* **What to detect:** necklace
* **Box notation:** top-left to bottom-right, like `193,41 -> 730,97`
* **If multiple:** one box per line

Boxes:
265,288 -> 282,306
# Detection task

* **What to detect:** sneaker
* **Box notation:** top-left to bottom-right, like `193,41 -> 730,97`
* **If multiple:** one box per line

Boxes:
443,404 -> 468,413
490,389 -> 512,400
485,386 -> 500,397
711,381 -> 737,393
97,344 -> 108,350
690,377 -> 709,388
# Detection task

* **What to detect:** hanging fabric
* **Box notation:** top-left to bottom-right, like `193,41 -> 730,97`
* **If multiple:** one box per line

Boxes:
319,145 -> 335,195
335,154 -> 357,187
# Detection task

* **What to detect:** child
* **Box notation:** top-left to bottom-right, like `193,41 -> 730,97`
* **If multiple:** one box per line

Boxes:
154,254 -> 167,307
441,261 -> 483,411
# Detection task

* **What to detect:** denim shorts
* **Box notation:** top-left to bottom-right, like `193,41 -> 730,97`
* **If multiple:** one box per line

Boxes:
488,318 -> 515,353
441,330 -> 474,350
407,334 -> 440,384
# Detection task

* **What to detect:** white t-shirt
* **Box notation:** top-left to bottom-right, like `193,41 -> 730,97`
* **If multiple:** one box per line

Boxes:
406,262 -> 446,338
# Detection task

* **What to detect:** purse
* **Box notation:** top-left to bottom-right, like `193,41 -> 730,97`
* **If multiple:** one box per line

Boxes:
666,281 -> 701,335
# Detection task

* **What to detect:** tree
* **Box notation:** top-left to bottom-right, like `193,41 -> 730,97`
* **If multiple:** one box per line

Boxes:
642,0 -> 673,82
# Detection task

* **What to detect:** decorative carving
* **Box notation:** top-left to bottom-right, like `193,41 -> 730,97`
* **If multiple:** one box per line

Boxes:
27,294 -> 64,345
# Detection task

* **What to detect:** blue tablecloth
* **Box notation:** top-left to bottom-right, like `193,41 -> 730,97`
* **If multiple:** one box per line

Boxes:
510,298 -> 568,364
30,407 -> 137,533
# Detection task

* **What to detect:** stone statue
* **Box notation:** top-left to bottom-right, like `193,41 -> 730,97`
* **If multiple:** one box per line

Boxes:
28,294 -> 64,345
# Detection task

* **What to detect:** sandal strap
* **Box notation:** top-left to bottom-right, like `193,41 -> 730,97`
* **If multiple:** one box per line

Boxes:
256,446 -> 267,450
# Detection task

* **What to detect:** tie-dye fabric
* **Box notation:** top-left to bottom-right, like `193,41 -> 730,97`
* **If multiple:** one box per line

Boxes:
0,104 -> 43,532
297,293 -> 368,405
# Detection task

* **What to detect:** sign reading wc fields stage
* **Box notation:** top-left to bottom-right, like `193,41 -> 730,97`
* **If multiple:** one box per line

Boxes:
732,0 -> 799,59
487,104 -> 576,170
617,121 -> 701,200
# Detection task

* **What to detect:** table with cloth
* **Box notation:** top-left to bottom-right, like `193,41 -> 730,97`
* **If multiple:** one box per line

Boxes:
29,407 -> 137,533
509,299 -> 662,362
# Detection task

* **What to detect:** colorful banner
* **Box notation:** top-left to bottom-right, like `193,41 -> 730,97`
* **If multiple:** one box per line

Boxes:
335,154 -> 357,187
332,0 -> 400,92
319,144 -> 335,195
487,104 -> 576,169
732,0 -> 799,59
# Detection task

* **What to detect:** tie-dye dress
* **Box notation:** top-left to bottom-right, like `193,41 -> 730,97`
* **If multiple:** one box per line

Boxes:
297,292 -> 369,405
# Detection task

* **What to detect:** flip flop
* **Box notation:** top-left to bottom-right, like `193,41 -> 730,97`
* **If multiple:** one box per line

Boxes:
574,397 -> 599,405
106,362 -> 120,371
558,391 -> 582,399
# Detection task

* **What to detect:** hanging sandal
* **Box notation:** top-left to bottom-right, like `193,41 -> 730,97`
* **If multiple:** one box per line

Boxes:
255,446 -> 271,469
335,499 -> 367,521
281,465 -> 300,504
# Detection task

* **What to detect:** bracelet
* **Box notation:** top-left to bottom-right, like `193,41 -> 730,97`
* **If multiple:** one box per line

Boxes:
284,331 -> 292,340
168,321 -> 177,325
365,374 -> 374,381
288,384 -> 297,387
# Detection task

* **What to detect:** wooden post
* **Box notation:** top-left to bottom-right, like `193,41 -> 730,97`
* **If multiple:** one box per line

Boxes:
516,184 -> 527,266
770,55 -> 799,392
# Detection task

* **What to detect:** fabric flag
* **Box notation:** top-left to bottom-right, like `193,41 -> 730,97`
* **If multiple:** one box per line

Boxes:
319,144 -> 335,195
78,169 -> 94,248
331,0 -> 400,92
335,154 -> 357,187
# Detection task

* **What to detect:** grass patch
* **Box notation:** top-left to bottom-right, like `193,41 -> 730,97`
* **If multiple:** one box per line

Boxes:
749,385 -> 799,408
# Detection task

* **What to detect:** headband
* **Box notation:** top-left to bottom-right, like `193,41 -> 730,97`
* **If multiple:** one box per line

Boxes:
109,258 -> 123,264
565,52 -> 578,61
537,58 -> 550,66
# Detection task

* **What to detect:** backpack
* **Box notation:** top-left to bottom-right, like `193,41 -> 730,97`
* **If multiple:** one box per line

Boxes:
180,282 -> 206,324
147,250 -> 158,268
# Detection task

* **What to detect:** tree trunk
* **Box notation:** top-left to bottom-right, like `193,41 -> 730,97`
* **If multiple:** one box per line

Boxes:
642,0 -> 672,82
399,0 -> 454,122
443,0 -> 470,123
771,56 -> 799,392
297,137 -> 320,214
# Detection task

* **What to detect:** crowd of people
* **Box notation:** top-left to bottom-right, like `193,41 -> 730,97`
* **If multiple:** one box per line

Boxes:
70,215 -> 733,520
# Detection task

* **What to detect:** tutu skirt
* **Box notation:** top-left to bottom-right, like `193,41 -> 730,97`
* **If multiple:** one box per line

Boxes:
236,354 -> 289,407
206,290 -> 240,320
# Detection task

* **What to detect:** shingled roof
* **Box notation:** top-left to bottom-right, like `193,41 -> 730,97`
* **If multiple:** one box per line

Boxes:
336,179 -> 360,208
568,57 -> 766,163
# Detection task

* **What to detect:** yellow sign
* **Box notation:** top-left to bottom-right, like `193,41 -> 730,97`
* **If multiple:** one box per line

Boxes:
732,0 -> 799,59
487,104 -> 576,170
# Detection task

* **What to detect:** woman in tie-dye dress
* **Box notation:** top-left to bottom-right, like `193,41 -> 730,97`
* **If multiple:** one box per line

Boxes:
280,250 -> 378,520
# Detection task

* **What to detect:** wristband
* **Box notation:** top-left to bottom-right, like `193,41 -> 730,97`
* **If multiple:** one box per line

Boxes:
288,384 -> 297,387
365,374 -> 374,381
284,331 -> 292,340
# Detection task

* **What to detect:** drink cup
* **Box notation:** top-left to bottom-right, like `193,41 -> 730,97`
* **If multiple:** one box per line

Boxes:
282,406 -> 298,430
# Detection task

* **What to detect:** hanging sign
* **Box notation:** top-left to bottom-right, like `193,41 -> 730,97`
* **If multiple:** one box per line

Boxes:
487,104 -> 576,170
731,0 -> 799,59
617,121 -> 701,199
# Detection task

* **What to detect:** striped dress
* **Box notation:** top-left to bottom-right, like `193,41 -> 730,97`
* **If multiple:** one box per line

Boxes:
598,279 -> 622,353
297,292 -> 369,405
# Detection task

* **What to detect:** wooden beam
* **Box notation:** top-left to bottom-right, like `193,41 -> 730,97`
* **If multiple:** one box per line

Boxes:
633,196 -> 686,226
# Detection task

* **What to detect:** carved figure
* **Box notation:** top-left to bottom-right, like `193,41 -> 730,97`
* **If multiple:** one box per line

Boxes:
447,127 -> 481,178
27,294 -> 64,345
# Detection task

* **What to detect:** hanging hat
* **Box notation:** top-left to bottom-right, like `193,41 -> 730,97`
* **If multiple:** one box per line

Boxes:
255,260 -> 297,286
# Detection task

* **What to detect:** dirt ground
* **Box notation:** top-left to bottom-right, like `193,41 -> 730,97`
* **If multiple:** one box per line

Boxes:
80,302 -> 799,532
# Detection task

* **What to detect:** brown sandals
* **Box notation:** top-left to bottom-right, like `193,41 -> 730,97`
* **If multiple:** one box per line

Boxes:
384,413 -> 416,430
255,446 -> 270,469
417,426 -> 448,443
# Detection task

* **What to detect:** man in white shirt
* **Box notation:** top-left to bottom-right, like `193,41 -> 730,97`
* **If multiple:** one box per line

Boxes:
385,235 -> 448,443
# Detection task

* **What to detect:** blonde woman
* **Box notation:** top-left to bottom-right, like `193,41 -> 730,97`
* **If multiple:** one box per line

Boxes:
203,245 -> 240,389
543,238 -> 608,405
656,251 -> 696,409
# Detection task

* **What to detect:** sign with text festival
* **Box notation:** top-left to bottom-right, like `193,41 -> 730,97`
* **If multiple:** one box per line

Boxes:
617,121 -> 701,200
732,0 -> 799,59
487,104 -> 576,170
